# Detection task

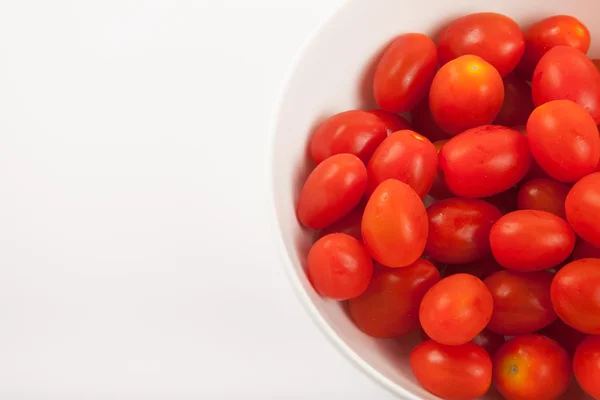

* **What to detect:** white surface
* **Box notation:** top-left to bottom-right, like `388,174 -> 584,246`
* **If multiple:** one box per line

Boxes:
0,0 -> 395,399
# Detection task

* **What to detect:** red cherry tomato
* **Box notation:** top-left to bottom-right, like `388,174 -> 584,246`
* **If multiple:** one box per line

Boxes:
439,125 -> 531,198
490,210 -> 575,272
551,258 -> 600,334
349,259 -> 440,338
374,33 -> 438,113
309,110 -> 388,165
532,47 -> 600,124
425,198 -> 501,264
493,335 -> 572,400
411,340 -> 492,400
484,186 -> 519,215
430,55 -> 504,135
527,100 -> 600,182
574,336 -> 600,400
565,173 -> 600,247
484,270 -> 556,335
367,109 -> 411,134
517,15 -> 591,80
410,100 -> 449,142
538,319 -> 587,356
307,233 -> 373,300
427,140 -> 453,200
517,178 -> 570,219
297,154 -> 367,230
445,257 -> 503,280
472,329 -> 505,358
572,240 -> 600,260
317,204 -> 364,241
362,179 -> 428,268
494,74 -> 534,127
438,12 -> 524,77
419,274 -> 493,345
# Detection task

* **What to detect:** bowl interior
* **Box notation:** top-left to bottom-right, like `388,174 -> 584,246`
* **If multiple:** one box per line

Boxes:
270,0 -> 600,398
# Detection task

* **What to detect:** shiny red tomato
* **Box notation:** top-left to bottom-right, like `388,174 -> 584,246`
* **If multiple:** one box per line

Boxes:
367,109 -> 411,134
411,340 -> 492,400
374,33 -> 438,113
517,178 -> 570,219
565,173 -> 600,247
445,257 -> 503,280
410,100 -> 449,142
427,140 -> 453,200
297,154 -> 367,230
439,125 -> 531,198
438,12 -> 524,77
490,210 -> 575,271
425,198 -> 501,264
574,336 -> 600,399
430,55 -> 504,135
494,74 -> 534,127
517,15 -> 590,80
362,179 -> 428,268
484,186 -> 519,215
309,110 -> 388,165
538,319 -> 587,356
349,259 -> 440,338
472,329 -> 506,358
527,100 -> 600,182
317,204 -> 364,241
484,270 -> 556,335
572,240 -> 600,260
419,274 -> 493,345
493,335 -> 572,400
307,233 -> 373,300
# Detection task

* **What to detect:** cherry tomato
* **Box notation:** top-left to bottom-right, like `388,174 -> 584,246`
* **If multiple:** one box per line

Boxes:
490,210 -> 575,271
374,33 -> 438,113
366,130 -> 438,198
410,100 -> 449,142
309,110 -> 388,165
297,154 -> 367,230
430,55 -> 504,135
349,259 -> 440,338
438,12 -> 524,77
307,233 -> 373,300
367,109 -> 411,134
494,74 -> 534,127
439,125 -> 531,198
493,335 -> 572,400
362,179 -> 428,268
551,258 -> 600,334
565,173 -> 600,247
517,178 -> 570,219
411,340 -> 492,400
484,270 -> 556,335
538,319 -> 587,356
572,240 -> 600,260
472,329 -> 505,358
532,47 -> 600,124
425,198 -> 501,264
527,100 -> 600,182
427,140 -> 453,200
419,274 -> 493,345
445,257 -> 503,280
517,15 -> 591,80
573,336 -> 600,400
317,204 -> 364,241
484,186 -> 519,215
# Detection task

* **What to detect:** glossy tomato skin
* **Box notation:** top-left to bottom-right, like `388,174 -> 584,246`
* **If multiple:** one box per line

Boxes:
317,204 -> 364,241
551,258 -> 600,334
425,198 -> 501,264
565,173 -> 600,247
517,15 -> 590,80
572,240 -> 600,260
517,178 -> 570,219
430,55 -> 504,135
349,259 -> 440,338
484,270 -> 556,335
362,179 -> 428,268
574,336 -> 600,399
419,274 -> 493,345
411,340 -> 492,400
310,110 -> 388,165
367,109 -> 412,135
307,233 -> 373,300
472,329 -> 505,358
445,257 -> 503,280
539,319 -> 587,356
493,335 -> 572,400
366,130 -> 438,198
438,12 -> 524,77
411,100 -> 449,142
490,210 -> 575,271
374,33 -> 438,113
495,74 -> 534,126
527,100 -> 600,182
297,154 -> 367,230
439,125 -> 532,198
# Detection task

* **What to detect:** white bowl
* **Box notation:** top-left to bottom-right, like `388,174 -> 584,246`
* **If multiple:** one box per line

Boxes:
268,0 -> 600,398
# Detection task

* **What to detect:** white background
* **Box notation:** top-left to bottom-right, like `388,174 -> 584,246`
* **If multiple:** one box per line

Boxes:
0,1 -> 395,399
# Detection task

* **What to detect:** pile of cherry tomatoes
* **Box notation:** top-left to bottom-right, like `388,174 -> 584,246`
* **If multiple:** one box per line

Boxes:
297,12 -> 600,400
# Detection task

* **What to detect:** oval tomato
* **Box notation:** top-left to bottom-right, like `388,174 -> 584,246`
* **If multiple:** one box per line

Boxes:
565,173 -> 600,247
517,178 -> 570,219
297,154 -> 367,230
445,257 -> 503,280
349,259 -> 440,338
367,109 -> 412,134
574,336 -> 600,400
495,74 -> 534,127
439,125 -> 531,198
572,240 -> 600,260
317,204 -> 364,241
410,100 -> 449,142
430,55 -> 504,135
362,179 -> 428,268
374,33 -> 438,113
538,319 -> 587,356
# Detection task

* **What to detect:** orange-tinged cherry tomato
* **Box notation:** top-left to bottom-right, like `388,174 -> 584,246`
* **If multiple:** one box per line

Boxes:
367,109 -> 411,135
374,33 -> 438,113
472,329 -> 505,358
410,100 -> 449,142
419,274 -> 493,345
572,240 -> 600,260
490,210 -> 575,272
517,178 -> 570,219
430,55 -> 504,135
445,257 -> 503,280
494,74 -> 534,127
538,319 -> 587,356
573,336 -> 600,400
317,204 -> 364,241
349,259 -> 440,338
411,340 -> 492,400
297,154 -> 367,230
565,173 -> 600,247
493,335 -> 572,400
362,179 -> 428,268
